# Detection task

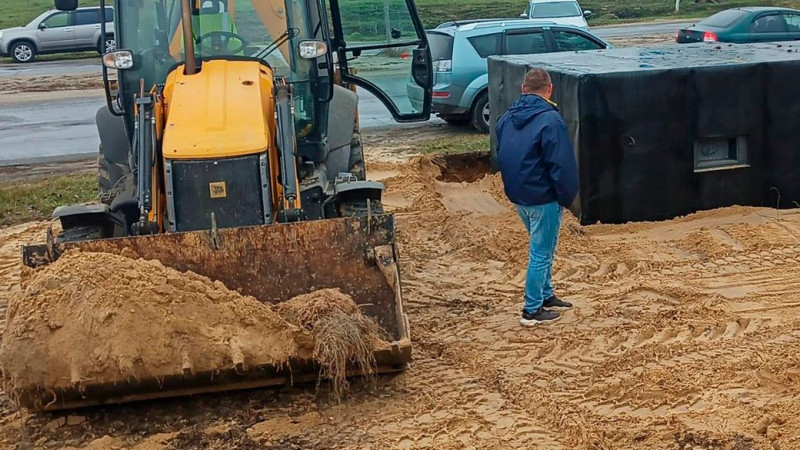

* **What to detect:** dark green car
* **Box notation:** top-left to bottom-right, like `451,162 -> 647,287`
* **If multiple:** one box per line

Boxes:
676,7 -> 800,43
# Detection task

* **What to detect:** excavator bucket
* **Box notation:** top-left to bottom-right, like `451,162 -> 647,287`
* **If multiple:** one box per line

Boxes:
17,214 -> 410,411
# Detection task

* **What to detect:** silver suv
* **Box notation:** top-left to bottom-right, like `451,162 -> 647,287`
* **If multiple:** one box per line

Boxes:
0,6 -> 115,63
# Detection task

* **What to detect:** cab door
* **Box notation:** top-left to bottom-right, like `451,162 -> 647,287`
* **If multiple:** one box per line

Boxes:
72,8 -> 101,48
327,0 -> 432,121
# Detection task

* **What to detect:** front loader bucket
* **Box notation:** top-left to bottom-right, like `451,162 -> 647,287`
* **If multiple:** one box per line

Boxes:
17,214 -> 410,411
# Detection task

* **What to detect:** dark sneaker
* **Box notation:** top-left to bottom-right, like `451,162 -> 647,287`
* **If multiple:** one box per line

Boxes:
520,307 -> 560,327
543,295 -> 573,310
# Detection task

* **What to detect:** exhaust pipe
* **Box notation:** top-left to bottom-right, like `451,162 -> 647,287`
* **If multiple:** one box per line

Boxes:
181,0 -> 198,75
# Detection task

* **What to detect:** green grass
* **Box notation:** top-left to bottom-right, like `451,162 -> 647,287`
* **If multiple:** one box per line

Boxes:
414,0 -> 800,28
417,133 -> 489,155
337,0 -> 800,38
1,0 -> 97,30
0,175 -> 97,226
4,0 -> 799,33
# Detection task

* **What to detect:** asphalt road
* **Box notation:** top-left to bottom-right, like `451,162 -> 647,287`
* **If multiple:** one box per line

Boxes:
0,94 -> 100,166
593,21 -> 693,38
0,89 -> 436,166
0,58 -> 101,78
0,20 -> 691,166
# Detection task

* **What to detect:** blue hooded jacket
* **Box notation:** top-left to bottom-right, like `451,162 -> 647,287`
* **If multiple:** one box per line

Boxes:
495,94 -> 579,208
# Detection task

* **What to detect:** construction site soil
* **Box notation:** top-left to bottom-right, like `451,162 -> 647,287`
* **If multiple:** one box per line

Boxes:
0,251 -> 392,411
0,143 -> 799,449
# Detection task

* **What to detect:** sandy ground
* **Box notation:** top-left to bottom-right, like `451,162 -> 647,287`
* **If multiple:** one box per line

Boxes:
0,137 -> 799,448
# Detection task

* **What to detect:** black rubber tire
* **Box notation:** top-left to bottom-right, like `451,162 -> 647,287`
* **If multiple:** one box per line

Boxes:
56,225 -> 105,244
339,199 -> 384,218
347,136 -> 366,181
98,148 -> 113,195
442,115 -> 471,127
9,41 -> 36,63
471,91 -> 491,134
98,36 -> 116,54
98,144 -> 131,201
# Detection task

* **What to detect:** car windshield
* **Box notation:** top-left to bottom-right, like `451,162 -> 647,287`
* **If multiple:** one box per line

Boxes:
698,9 -> 749,28
529,1 -> 581,19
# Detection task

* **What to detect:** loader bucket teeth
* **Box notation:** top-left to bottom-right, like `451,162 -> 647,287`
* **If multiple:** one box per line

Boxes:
18,214 -> 411,411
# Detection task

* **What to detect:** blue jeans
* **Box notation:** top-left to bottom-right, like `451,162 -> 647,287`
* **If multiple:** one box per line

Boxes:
515,202 -> 563,314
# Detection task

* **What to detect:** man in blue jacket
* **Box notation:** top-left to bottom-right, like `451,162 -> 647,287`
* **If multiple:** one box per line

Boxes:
495,68 -> 579,327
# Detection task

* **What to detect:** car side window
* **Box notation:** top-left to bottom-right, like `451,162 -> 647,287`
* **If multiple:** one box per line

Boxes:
468,33 -> 501,58
75,10 -> 101,26
751,14 -> 788,33
552,30 -> 603,51
504,31 -> 547,55
104,8 -> 114,23
42,12 -> 70,28
783,13 -> 800,32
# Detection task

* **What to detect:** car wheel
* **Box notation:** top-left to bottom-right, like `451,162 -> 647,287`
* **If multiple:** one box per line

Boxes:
99,36 -> 116,54
471,92 -> 490,134
10,41 -> 36,63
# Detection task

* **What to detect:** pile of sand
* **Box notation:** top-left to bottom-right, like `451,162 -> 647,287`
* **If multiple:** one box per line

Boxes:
0,251 -> 386,408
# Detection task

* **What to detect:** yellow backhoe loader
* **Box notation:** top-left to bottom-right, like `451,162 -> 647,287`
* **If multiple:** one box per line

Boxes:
18,0 -> 432,410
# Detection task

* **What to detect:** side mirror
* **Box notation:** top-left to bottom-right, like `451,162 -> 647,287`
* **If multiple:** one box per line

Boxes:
520,13 -> 529,19
103,50 -> 134,69
391,28 -> 402,39
583,10 -> 593,18
53,0 -> 78,11
298,40 -> 328,59
38,22 -> 47,30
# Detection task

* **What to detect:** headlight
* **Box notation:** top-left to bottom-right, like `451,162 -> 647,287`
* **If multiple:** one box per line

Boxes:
102,50 -> 133,69
298,40 -> 328,59
0,31 -> 4,39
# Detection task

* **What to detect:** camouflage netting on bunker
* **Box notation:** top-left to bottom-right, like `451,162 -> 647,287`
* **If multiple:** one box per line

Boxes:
488,42 -> 800,225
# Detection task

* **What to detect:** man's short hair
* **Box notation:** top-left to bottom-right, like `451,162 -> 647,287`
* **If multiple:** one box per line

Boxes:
522,68 -> 551,93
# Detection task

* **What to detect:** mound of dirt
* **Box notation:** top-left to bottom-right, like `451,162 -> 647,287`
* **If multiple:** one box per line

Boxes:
0,74 -> 104,95
0,252 -> 387,408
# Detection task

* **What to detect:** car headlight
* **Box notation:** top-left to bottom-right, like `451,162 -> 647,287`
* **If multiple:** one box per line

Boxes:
0,31 -> 4,39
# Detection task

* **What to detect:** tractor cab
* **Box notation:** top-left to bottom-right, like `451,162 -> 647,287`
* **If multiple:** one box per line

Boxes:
56,0 -> 432,154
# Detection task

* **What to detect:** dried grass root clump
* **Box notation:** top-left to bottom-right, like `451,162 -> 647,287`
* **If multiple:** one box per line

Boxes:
278,289 -> 388,400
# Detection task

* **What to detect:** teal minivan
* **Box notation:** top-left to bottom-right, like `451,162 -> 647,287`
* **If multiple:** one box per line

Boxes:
409,19 -> 610,133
